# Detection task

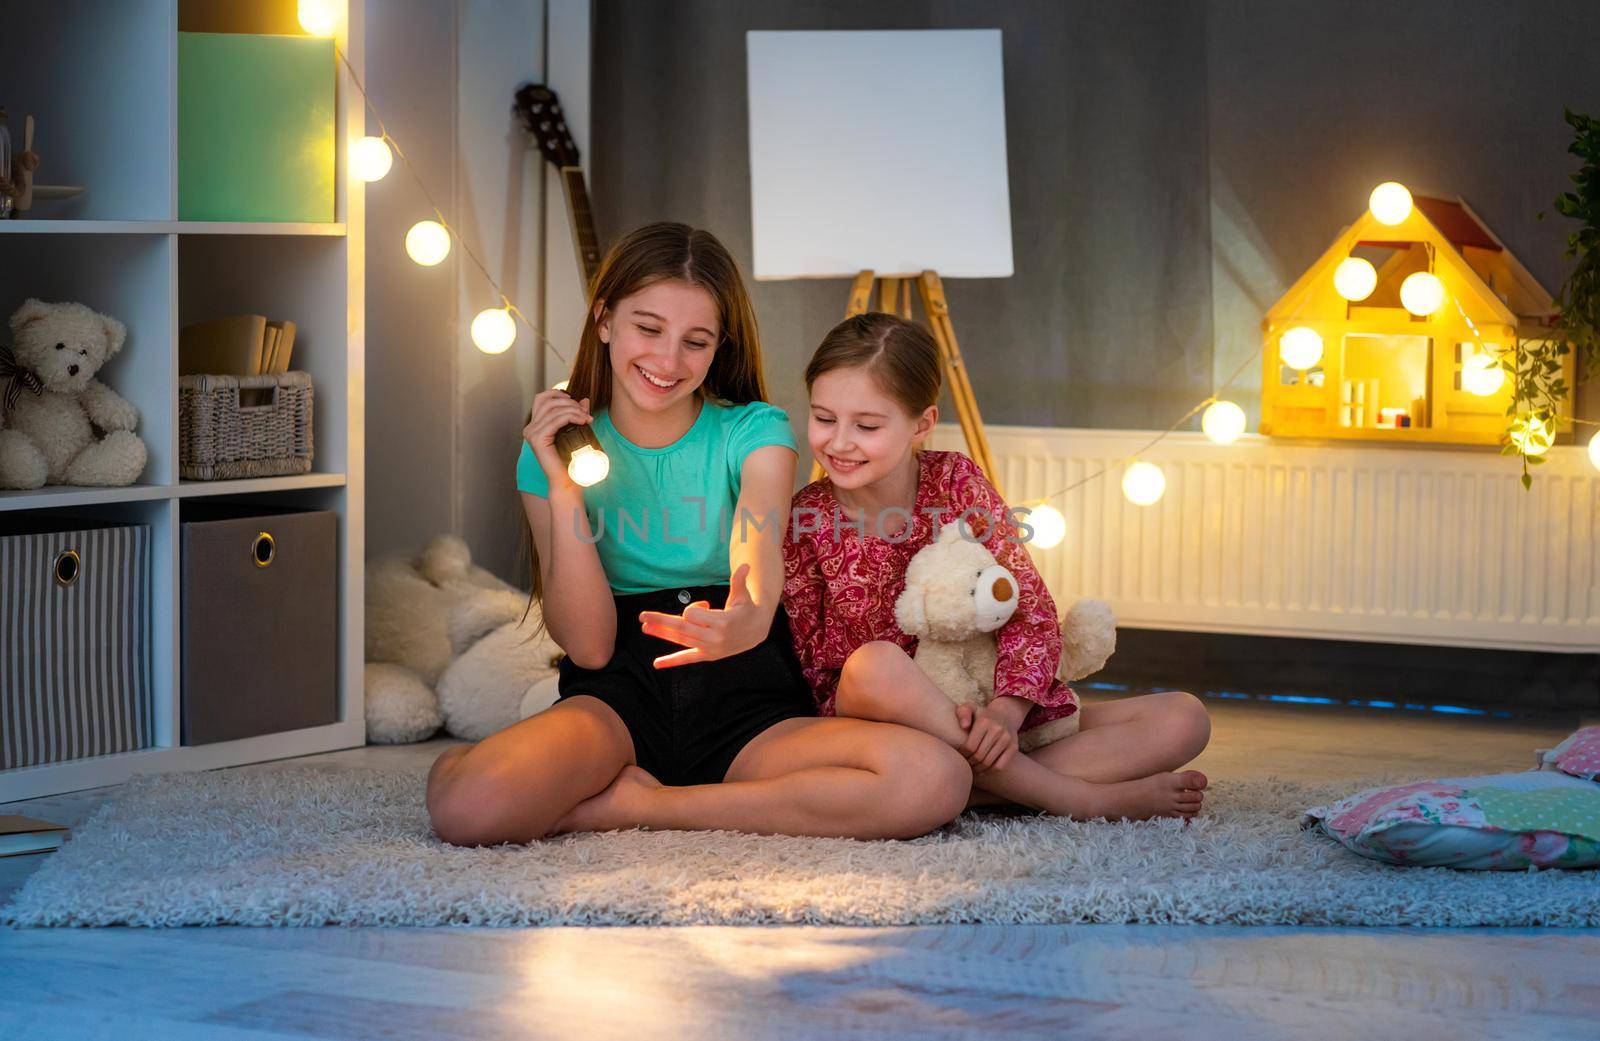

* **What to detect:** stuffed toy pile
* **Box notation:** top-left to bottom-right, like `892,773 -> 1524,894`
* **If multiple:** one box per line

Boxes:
0,298 -> 148,489
364,533 -> 563,743
894,523 -> 1117,751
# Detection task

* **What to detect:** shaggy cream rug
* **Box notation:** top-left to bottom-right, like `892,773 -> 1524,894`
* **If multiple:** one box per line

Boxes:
5,764 -> 1597,928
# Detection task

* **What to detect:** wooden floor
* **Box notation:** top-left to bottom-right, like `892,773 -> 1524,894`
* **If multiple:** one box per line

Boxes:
2,696 -> 1596,1040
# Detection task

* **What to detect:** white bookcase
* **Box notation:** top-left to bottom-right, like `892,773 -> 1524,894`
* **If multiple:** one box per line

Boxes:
0,0 -> 366,802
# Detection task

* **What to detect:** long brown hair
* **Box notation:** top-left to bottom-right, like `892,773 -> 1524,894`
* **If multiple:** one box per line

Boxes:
523,222 -> 770,621
565,222 -> 769,411
804,312 -> 942,416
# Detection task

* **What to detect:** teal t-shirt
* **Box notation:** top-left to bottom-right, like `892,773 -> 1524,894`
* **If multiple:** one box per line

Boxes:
516,398 -> 798,594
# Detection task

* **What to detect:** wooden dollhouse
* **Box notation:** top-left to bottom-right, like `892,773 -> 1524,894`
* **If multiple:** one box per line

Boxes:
1260,187 -> 1574,446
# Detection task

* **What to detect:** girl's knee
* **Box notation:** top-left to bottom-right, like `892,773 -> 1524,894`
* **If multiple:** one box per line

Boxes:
837,641 -> 910,715
872,733 -> 971,837
1162,691 -> 1211,758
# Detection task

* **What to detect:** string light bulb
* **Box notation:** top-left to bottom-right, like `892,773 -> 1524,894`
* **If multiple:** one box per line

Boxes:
1202,400 -> 1247,444
1024,503 -> 1067,550
1333,257 -> 1378,301
1509,414 -> 1554,457
1369,181 -> 1413,225
297,0 -> 340,36
406,220 -> 451,266
351,135 -> 392,182
1279,326 -> 1324,370
1122,461 -> 1166,506
554,425 -> 610,487
1461,352 -> 1505,396
1588,430 -> 1600,472
471,307 -> 517,354
1400,271 -> 1445,316
552,379 -> 570,391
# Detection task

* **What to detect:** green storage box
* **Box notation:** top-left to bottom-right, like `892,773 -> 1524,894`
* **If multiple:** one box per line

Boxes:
179,32 -> 335,222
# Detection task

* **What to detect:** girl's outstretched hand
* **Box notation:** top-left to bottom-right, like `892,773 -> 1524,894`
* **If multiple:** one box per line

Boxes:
639,563 -> 768,668
956,702 -> 1020,772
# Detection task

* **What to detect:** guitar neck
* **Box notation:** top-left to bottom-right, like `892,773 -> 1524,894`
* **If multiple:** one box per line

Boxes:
560,166 -> 602,287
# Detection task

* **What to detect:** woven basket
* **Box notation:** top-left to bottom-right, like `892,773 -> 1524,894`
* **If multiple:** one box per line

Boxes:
178,371 -> 314,480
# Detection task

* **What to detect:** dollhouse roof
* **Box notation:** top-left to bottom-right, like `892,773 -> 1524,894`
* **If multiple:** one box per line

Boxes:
1267,193 -> 1557,328
1359,196 -> 1499,253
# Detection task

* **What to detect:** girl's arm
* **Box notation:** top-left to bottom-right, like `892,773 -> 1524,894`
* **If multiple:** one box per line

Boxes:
522,390 -> 616,669
781,512 -> 841,713
641,443 -> 797,667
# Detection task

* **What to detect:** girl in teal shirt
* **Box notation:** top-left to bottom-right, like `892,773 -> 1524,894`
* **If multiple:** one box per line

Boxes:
426,223 -> 970,844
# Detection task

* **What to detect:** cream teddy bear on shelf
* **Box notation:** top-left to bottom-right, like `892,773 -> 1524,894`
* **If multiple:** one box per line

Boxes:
894,523 -> 1118,752
0,298 -> 148,489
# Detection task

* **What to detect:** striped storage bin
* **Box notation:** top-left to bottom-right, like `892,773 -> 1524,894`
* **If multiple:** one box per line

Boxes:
1,519 -> 154,770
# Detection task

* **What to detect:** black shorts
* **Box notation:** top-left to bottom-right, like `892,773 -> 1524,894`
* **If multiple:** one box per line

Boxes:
556,583 -> 816,786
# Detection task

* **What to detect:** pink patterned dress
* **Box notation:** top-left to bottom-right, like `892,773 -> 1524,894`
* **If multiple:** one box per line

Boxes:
782,450 -> 1080,735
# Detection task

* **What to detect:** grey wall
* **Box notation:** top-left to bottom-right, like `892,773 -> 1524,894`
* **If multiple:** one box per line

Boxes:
591,0 -> 1600,435
365,0 -> 547,581
365,0 -> 462,561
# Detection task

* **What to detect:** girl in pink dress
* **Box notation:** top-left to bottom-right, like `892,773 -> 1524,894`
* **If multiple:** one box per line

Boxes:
783,313 -> 1212,820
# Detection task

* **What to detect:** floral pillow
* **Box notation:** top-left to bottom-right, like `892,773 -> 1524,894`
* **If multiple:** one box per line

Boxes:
1303,769 -> 1600,870
1540,726 -> 1600,782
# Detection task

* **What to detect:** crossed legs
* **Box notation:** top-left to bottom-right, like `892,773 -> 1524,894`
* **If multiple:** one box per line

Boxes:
425,695 -> 972,845
834,641 -> 1211,820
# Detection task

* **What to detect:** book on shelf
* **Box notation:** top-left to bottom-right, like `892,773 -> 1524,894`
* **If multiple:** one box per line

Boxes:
179,315 -> 299,377
0,814 -> 69,858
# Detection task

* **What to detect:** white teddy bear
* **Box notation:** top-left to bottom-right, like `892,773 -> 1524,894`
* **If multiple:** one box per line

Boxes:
0,298 -> 148,489
894,523 -> 1118,752
364,533 -> 564,743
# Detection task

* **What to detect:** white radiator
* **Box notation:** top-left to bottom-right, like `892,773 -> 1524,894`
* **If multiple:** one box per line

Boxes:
930,425 -> 1600,653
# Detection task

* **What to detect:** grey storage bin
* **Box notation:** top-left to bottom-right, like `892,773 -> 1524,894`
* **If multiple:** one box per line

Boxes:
178,371 -> 314,480
1,516 -> 153,769
180,504 -> 338,744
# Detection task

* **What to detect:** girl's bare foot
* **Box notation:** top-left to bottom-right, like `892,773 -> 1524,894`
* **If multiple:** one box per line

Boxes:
1077,770 -> 1207,822
553,765 -> 664,834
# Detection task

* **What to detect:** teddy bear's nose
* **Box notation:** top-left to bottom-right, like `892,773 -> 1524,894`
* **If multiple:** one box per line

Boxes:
991,576 -> 1013,602
68,364 -> 80,376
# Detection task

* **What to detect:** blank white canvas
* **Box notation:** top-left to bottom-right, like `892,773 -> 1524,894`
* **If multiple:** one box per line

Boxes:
747,30 -> 1014,280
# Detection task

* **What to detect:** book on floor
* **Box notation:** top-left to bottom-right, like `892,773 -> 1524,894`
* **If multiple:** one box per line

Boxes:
0,814 -> 69,857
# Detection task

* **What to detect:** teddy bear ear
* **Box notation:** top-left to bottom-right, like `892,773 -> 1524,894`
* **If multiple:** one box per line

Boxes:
101,314 -> 128,357
937,522 -> 964,545
10,297 -> 50,333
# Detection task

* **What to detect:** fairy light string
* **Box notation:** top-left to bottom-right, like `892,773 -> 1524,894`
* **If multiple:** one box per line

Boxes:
308,7 -> 1596,512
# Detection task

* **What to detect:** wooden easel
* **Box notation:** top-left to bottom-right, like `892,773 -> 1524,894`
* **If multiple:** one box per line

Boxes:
810,270 -> 1002,499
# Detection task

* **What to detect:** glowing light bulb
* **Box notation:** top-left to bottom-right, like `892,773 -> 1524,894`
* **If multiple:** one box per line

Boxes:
1589,430 -> 1600,472
1369,182 -> 1413,225
1025,503 -> 1067,550
1122,461 -> 1166,506
1334,257 -> 1378,301
552,379 -> 570,391
1202,400 -> 1247,444
297,0 -> 340,36
351,136 -> 393,182
1509,415 -> 1554,457
567,444 -> 610,486
1461,353 -> 1505,396
1400,271 -> 1445,316
1279,326 -> 1324,370
406,220 -> 451,266
471,308 -> 516,354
